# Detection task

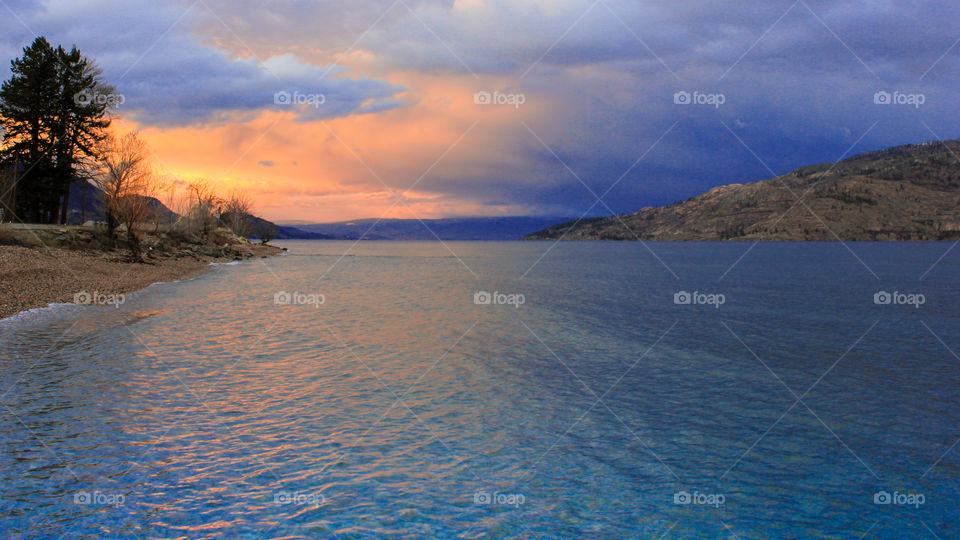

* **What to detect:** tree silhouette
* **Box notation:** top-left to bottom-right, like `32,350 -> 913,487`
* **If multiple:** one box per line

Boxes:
0,37 -> 113,223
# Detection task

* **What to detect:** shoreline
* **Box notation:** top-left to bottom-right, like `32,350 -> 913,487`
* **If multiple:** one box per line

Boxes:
0,243 -> 282,320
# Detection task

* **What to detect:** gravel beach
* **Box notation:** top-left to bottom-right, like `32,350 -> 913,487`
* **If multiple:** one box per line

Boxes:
0,244 -> 278,319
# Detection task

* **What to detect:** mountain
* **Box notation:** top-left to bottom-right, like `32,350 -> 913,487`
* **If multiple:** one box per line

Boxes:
525,140 -> 960,241
290,216 -> 572,241
245,214 -> 333,240
66,180 -> 323,239
67,180 -> 179,225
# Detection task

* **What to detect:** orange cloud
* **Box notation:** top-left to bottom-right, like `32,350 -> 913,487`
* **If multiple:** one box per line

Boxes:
117,71 -> 543,223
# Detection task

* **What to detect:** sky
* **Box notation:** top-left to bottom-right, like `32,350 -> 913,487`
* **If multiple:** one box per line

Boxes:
1,0 -> 959,223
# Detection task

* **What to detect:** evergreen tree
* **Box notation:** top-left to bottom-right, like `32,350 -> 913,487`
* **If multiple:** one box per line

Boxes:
51,45 -> 113,223
0,37 -> 58,222
0,37 -> 113,223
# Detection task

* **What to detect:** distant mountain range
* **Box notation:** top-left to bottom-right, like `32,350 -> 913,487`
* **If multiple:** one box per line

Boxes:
68,136 -> 960,244
285,216 -> 572,241
67,182 -> 567,241
526,140 -> 960,241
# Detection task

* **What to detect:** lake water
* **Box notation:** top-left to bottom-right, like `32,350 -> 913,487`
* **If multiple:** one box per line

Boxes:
1,241 -> 958,538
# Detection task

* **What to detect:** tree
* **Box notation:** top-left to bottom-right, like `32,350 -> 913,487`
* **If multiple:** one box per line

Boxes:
221,189 -> 253,237
0,37 -> 58,222
0,37 -> 112,223
188,179 -> 222,242
94,133 -> 157,261
51,46 -> 113,223
254,219 -> 277,244
0,164 -> 16,222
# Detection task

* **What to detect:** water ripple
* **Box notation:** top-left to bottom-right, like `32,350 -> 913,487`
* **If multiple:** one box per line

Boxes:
0,242 -> 958,538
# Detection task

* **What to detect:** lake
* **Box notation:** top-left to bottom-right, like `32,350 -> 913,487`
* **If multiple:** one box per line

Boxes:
1,241 -> 958,538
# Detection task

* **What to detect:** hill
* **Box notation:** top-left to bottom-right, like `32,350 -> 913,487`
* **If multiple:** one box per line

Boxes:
66,180 -> 178,225
245,215 -> 333,240
66,180 -> 322,239
525,140 -> 960,241
292,216 -> 571,241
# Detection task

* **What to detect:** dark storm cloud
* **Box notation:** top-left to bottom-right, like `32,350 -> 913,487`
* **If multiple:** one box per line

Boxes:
396,0 -> 960,215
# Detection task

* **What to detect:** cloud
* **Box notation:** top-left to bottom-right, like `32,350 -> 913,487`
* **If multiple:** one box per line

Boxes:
170,0 -> 960,215
257,160 -> 275,167
0,0 -> 406,127
3,0 -> 960,220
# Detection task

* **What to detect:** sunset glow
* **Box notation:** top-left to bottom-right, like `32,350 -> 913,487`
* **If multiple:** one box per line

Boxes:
0,1 -> 954,223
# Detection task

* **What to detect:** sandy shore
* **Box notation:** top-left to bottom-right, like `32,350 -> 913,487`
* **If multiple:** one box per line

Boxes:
0,244 -> 281,319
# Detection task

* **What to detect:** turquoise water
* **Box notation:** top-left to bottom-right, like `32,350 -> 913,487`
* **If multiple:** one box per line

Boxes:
1,241 -> 958,538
